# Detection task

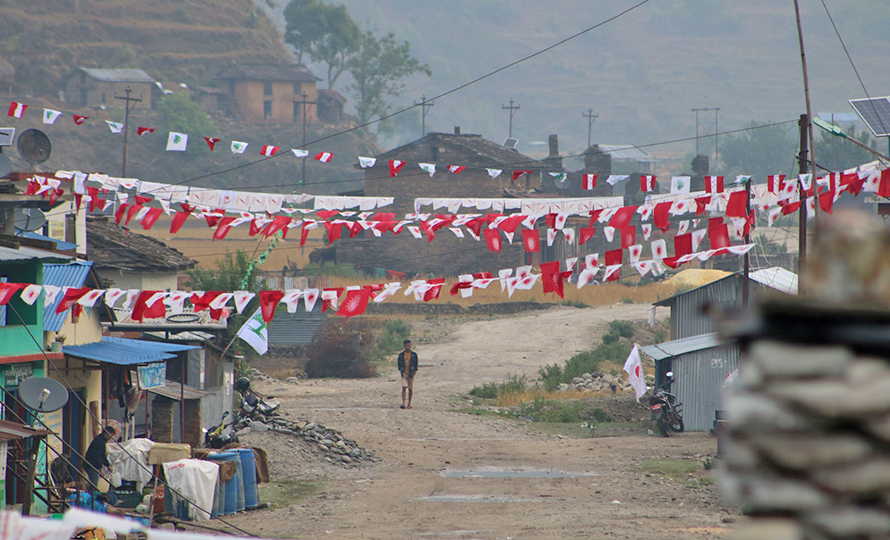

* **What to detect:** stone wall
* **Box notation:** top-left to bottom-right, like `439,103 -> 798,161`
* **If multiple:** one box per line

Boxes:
182,400 -> 202,447
152,397 -> 174,443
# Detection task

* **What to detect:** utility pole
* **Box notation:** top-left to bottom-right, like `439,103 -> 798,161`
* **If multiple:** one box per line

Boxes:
743,176 -> 752,307
414,95 -> 434,137
692,107 -> 720,159
294,92 -> 315,188
114,87 -> 142,177
798,114 -> 809,279
502,99 -> 520,138
582,108 -> 598,148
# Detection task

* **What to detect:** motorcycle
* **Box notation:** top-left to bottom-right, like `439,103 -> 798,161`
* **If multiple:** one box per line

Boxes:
203,411 -> 247,448
241,392 -> 280,421
650,371 -> 684,437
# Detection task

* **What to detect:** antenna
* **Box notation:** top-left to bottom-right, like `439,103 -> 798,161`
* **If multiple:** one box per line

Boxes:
554,175 -> 571,190
17,129 -> 52,165
19,377 -> 69,413
502,99 -> 520,138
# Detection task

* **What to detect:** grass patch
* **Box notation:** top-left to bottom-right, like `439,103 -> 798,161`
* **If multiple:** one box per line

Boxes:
515,397 -> 613,423
640,459 -> 700,476
257,480 -> 322,507
469,373 -> 529,399
538,341 -> 631,392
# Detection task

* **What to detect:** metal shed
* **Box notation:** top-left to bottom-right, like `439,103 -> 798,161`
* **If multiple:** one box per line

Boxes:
641,333 -> 738,432
267,303 -> 326,345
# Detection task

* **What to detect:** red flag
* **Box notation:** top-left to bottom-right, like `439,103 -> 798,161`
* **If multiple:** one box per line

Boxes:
497,215 -> 525,233
583,174 -> 598,190
7,102 -> 27,118
388,160 -> 406,177
131,291 -> 165,322
260,145 -> 279,156
170,206 -> 192,234
621,227 -> 636,249
137,127 -> 154,136
264,216 -> 292,238
114,204 -> 129,226
694,196 -> 711,216
819,190 -> 835,214
204,137 -> 221,151
73,115 -> 89,125
212,217 -> 237,240
423,278 -> 446,302
579,227 -> 596,245
879,168 -> 890,198
781,201 -> 802,215
653,202 -> 672,233
725,190 -> 748,218
605,249 -> 623,267
767,175 -> 785,193
708,224 -> 730,249
325,222 -> 344,245
609,206 -> 638,230
0,283 -> 25,305
448,165 -> 467,174
337,289 -> 371,320
640,175 -> 656,192
674,233 -> 693,257
512,170 -> 533,182
705,176 -> 724,194
322,288 -> 343,312
300,224 -> 311,247
483,229 -> 502,252
258,291 -> 284,323
522,229 -> 540,252
191,292 -> 222,312
314,152 -> 333,163
140,207 -> 164,230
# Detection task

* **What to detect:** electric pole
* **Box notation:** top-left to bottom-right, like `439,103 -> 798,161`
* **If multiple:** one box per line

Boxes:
502,99 -> 520,138
743,176 -> 752,307
692,107 -> 720,161
114,87 -> 142,177
797,114 -> 809,279
414,95 -> 434,137
583,108 -> 598,148
294,92 -> 315,188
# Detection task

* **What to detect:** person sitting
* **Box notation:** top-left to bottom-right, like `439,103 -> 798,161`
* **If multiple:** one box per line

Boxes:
66,476 -> 125,516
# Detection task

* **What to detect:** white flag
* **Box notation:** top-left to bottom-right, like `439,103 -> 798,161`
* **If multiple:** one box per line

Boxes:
670,176 -> 691,195
166,132 -> 188,151
606,175 -> 629,186
486,168 -> 503,179
231,141 -> 249,154
358,156 -> 376,168
106,121 -> 124,134
43,109 -> 62,125
237,308 -> 268,355
623,344 -> 647,402
292,148 -> 309,158
419,163 -> 436,177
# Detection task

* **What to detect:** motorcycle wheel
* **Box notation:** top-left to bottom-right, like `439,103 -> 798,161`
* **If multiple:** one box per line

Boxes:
657,416 -> 671,437
669,414 -> 684,433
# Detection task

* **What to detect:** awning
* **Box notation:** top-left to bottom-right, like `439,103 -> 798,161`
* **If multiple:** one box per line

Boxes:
0,419 -> 51,441
17,231 -> 78,251
147,380 -> 212,401
63,337 -> 200,366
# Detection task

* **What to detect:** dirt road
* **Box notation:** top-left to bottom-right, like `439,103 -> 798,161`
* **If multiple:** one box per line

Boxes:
229,304 -> 736,539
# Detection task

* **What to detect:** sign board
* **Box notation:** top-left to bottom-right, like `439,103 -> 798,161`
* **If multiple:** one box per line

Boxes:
5,363 -> 34,386
137,362 -> 166,389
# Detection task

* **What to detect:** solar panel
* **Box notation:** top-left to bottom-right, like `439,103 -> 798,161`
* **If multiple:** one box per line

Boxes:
849,97 -> 890,137
503,137 -> 518,149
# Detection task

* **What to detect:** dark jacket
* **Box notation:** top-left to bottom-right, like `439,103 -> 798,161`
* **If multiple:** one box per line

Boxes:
85,433 -> 110,470
397,350 -> 419,378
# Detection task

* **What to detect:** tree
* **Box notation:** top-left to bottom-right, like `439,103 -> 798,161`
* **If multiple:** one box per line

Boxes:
816,128 -> 877,173
283,0 -> 324,65
306,3 -> 361,89
720,121 -> 795,179
347,31 -> 432,125
156,92 -> 217,138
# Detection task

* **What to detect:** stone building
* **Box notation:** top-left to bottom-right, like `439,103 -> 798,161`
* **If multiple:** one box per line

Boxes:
62,68 -> 156,109
216,62 -> 320,123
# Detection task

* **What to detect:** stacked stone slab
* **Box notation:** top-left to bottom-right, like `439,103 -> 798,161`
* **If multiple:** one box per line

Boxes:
721,301 -> 890,540
557,372 -> 643,394
266,417 -> 378,466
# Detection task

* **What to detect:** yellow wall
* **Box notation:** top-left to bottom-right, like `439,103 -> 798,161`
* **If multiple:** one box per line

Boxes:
233,80 -> 318,123
42,201 -> 87,256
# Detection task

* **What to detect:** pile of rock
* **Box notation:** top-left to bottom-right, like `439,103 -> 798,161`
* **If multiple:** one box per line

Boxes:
267,417 -> 378,466
721,320 -> 890,539
557,372 -> 654,394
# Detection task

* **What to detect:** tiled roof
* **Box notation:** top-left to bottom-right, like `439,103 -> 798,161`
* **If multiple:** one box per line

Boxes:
377,133 -> 543,168
87,217 -> 196,273
73,68 -> 155,83
216,63 -> 319,83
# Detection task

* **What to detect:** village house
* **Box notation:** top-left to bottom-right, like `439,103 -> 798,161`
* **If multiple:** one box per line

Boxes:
216,62 -> 321,124
62,68 -> 156,109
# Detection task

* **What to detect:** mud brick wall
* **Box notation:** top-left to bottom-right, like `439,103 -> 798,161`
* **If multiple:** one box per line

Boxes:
182,399 -> 202,447
152,397 -> 174,443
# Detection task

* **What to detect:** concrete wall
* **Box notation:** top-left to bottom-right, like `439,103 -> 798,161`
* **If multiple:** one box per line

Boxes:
64,76 -> 153,109
0,262 -> 43,357
43,201 -> 87,256
230,80 -> 318,123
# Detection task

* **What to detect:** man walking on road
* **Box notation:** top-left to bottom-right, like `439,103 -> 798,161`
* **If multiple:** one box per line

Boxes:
398,340 -> 418,409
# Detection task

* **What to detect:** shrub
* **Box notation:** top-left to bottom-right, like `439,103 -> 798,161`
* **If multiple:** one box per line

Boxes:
374,319 -> 410,358
609,320 -> 635,338
538,341 -> 631,391
469,374 -> 529,399
304,320 -> 376,378
602,332 -> 619,344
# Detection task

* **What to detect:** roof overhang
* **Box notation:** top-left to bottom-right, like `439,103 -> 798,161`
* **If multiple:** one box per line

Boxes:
63,337 -> 200,366
147,380 -> 212,401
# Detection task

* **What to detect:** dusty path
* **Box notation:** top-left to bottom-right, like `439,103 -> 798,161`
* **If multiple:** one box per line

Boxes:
228,304 -> 735,539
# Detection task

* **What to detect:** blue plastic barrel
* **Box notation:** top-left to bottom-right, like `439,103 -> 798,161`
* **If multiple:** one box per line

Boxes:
206,451 -> 240,515
237,449 -> 258,509
164,485 -> 191,521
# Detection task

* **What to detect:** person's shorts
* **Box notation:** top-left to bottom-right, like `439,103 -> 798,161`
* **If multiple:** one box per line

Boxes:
401,373 -> 414,390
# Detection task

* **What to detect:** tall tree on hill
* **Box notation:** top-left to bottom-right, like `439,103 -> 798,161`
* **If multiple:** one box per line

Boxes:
283,0 -> 324,64
347,31 -> 432,125
284,0 -> 361,89
719,121 -> 795,178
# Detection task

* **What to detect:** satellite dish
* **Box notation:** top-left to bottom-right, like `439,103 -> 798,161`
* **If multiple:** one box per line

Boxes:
14,208 -> 47,232
19,377 -> 69,413
555,176 -> 571,190
503,138 -> 518,149
0,154 -> 11,178
17,129 -> 52,164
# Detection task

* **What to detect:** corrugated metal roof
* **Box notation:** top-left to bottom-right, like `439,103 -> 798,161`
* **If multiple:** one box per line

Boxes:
43,261 -> 93,332
147,380 -> 212,401
78,68 -> 154,83
63,337 -> 199,366
145,331 -> 216,342
750,267 -> 798,295
0,245 -> 72,263
597,144 -> 656,162
0,419 -> 51,441
640,332 -> 722,361
267,304 -> 326,344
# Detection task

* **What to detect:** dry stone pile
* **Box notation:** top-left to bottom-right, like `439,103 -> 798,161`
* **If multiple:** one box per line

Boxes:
266,417 -> 378,466
557,372 -> 653,395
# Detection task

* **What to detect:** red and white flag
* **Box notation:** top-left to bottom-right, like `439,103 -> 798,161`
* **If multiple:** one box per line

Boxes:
137,127 -> 154,136
767,175 -> 785,193
73,115 -> 89,125
483,229 -> 502,252
583,174 -> 598,190
314,152 -> 333,163
0,283 -> 25,305
623,344 -> 647,402
705,175 -> 724,194
389,160 -> 406,177
448,165 -> 467,174
522,229 -> 540,252
640,175 -> 656,192
204,137 -> 221,151
7,102 -> 27,118
260,145 -> 279,156
651,239 -> 667,260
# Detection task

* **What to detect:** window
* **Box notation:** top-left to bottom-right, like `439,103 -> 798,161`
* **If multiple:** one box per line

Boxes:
293,102 -> 301,123
293,82 -> 301,95
228,80 -> 236,96
263,82 -> 273,96
430,146 -> 439,161
264,100 -> 272,119
79,88 -> 88,106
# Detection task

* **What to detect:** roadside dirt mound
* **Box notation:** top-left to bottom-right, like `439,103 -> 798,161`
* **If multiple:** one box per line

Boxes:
579,394 -> 652,423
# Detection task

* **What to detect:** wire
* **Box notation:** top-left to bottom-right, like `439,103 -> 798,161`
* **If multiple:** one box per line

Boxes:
5,302 -> 257,537
145,0 -> 654,189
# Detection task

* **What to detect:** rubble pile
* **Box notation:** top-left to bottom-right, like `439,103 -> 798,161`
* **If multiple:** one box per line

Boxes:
557,372 -> 652,394
266,417 -> 378,466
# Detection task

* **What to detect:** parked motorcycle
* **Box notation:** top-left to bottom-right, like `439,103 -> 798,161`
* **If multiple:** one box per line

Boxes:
204,411 -> 241,448
650,371 -> 684,437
